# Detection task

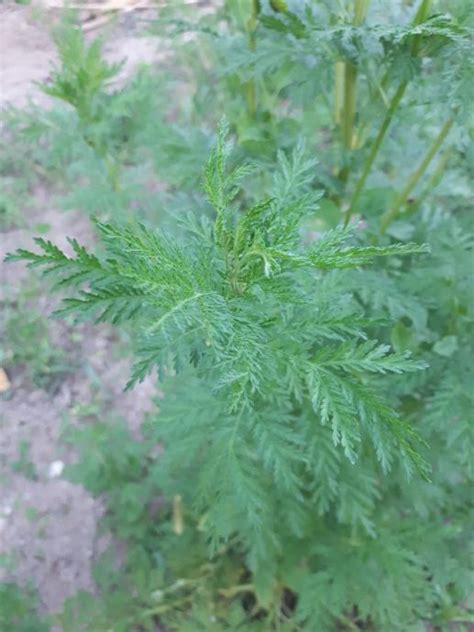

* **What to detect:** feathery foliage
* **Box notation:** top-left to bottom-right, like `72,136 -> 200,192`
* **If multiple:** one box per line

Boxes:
8,125 -> 444,629
2,1 -> 473,629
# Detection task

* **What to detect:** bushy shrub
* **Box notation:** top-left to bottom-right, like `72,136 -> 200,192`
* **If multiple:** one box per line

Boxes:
5,1 -> 473,629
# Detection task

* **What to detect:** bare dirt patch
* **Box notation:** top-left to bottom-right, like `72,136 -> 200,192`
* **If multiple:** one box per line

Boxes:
0,4 -> 167,109
0,3 -> 161,615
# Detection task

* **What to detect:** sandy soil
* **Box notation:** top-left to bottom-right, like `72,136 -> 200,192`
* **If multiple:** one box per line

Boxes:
0,3 -> 163,616
0,5 -> 165,109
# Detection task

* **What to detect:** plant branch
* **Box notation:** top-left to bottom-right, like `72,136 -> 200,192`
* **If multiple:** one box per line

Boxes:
344,80 -> 407,224
343,63 -> 357,151
380,117 -> 454,232
334,61 -> 345,125
343,0 -> 432,225
337,0 -> 369,186
218,583 -> 255,599
406,146 -> 453,216
244,0 -> 260,119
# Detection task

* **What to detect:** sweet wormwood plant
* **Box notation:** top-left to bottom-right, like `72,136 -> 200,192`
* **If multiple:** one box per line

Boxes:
8,124 -> 437,630
158,0 -> 472,213
2,19 -> 170,221
41,20 -> 124,190
0,3 -> 470,628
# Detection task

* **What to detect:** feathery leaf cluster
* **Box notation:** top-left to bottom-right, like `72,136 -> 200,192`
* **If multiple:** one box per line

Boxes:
3,1 -> 473,629
8,124 -> 441,628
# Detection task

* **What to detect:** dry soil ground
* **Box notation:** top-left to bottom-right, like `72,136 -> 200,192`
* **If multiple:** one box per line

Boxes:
0,3 -> 164,615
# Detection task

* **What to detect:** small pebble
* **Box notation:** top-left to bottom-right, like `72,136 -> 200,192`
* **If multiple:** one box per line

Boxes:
48,460 -> 65,478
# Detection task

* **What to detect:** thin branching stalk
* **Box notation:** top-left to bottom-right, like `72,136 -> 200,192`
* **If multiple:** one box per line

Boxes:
354,0 -> 370,25
104,153 -> 122,193
334,61 -> 345,125
380,117 -> 454,232
344,0 -> 432,225
244,0 -> 260,119
406,146 -> 453,215
344,81 -> 407,223
338,0 -> 370,185
342,62 -> 357,152
218,583 -> 255,598
379,0 -> 432,93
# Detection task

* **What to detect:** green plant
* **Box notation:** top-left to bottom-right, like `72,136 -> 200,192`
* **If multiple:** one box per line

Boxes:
0,292 -> 70,391
1,20 -> 177,222
2,1 -> 473,629
42,21 -> 122,157
0,582 -> 49,632
0,183 -> 26,230
12,124 -> 471,630
11,440 -> 38,480
159,0 -> 471,212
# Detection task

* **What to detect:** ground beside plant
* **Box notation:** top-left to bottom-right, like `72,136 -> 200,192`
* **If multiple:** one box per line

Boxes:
0,4 -> 159,615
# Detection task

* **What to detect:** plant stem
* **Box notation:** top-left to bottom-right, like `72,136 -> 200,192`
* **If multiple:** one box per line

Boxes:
338,62 -> 357,186
344,80 -> 407,224
338,613 -> 359,630
172,493 -> 184,535
407,145 -> 453,214
244,0 -> 260,119
218,583 -> 254,599
412,0 -> 432,31
343,0 -> 432,225
354,0 -> 370,26
337,0 -> 369,185
380,117 -> 454,232
342,62 -> 357,152
379,0 -> 432,93
104,154 -> 121,193
334,62 -> 345,125
141,596 -> 192,617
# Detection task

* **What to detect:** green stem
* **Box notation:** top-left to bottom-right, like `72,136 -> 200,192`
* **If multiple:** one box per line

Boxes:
82,125 -> 121,194
407,146 -> 453,214
244,0 -> 260,119
141,596 -> 193,617
354,0 -> 370,25
379,0 -> 432,93
343,0 -> 432,225
342,62 -> 358,153
337,0 -> 369,185
412,0 -> 432,33
380,117 -> 454,232
104,154 -> 121,193
338,613 -> 359,630
344,80 -> 407,224
338,62 -> 357,186
218,583 -> 254,599
334,61 -> 345,126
